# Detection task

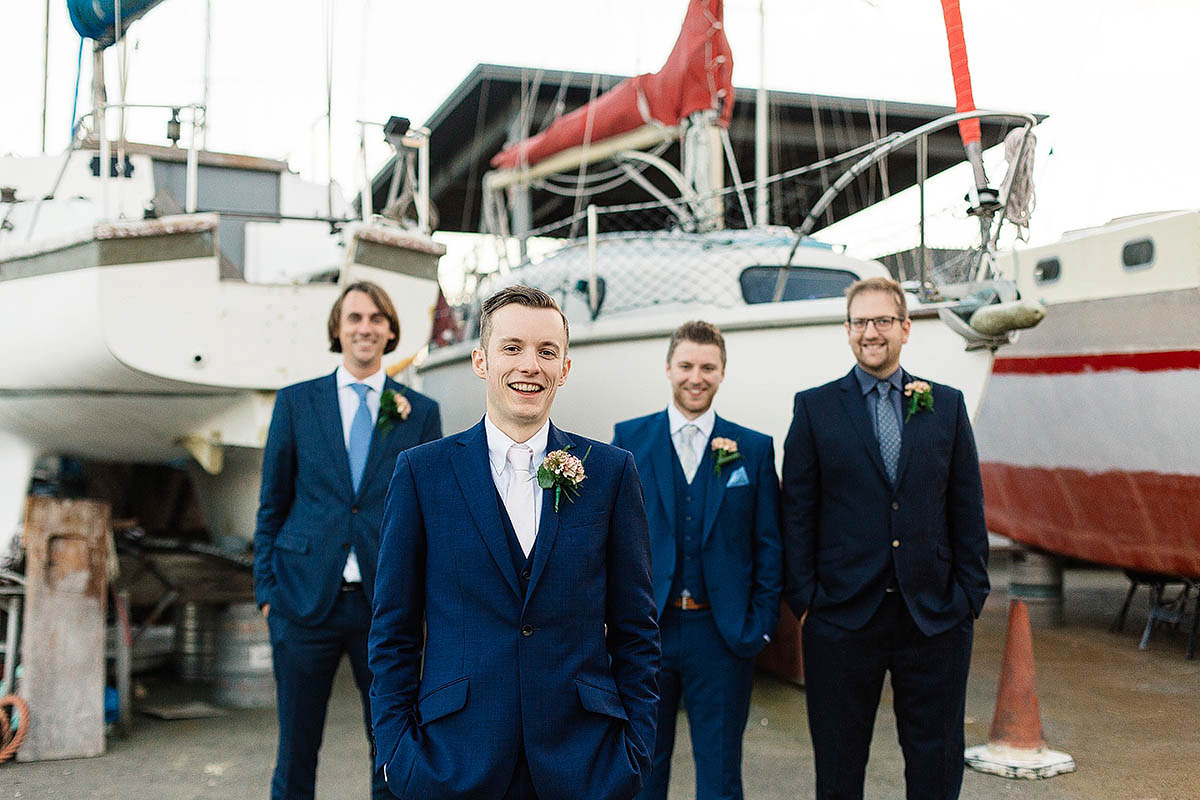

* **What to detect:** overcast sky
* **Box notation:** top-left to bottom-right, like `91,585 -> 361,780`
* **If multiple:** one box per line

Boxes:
3,0 -> 1197,245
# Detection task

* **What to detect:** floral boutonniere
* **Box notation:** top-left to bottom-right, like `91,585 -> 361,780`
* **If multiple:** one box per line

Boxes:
903,380 -> 934,422
711,437 -> 742,476
537,445 -> 592,511
376,387 -> 411,436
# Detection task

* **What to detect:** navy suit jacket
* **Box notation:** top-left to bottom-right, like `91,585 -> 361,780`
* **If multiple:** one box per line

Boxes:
253,370 -> 442,626
782,368 -> 989,636
369,419 -> 660,800
613,411 -> 783,658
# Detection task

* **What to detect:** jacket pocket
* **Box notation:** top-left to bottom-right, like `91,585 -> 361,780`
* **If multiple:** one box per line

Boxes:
275,534 -> 309,554
416,676 -> 468,726
576,677 -> 629,721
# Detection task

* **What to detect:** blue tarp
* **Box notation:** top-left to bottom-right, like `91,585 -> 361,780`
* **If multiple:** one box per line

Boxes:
67,0 -> 168,45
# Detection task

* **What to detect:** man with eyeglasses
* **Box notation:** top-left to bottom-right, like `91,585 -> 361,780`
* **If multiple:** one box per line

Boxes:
781,276 -> 990,800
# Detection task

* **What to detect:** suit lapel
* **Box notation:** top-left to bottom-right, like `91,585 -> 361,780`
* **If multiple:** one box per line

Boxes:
450,420 -> 521,598
525,423 -> 572,604
313,371 -> 354,493
647,412 -> 677,533
837,370 -> 892,486
700,415 -> 729,546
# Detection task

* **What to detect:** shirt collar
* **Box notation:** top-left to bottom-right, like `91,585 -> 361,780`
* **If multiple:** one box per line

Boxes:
854,364 -> 904,396
666,403 -> 716,440
336,365 -> 387,394
484,415 -> 551,476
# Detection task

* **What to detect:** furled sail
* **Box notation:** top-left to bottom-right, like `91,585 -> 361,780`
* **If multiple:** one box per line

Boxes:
67,0 -> 170,46
490,0 -> 733,170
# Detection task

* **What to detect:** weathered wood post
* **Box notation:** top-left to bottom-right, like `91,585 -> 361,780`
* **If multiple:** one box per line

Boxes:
18,496 -> 110,761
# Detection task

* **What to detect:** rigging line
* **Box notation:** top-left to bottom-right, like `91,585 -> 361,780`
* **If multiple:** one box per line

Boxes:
567,72 -> 603,240
520,68 -> 545,143
538,73 -> 572,133
70,36 -> 84,138
462,78 -> 491,230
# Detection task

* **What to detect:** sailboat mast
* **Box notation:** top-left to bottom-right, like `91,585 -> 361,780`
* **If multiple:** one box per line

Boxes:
202,0 -> 212,149
754,0 -> 768,227
42,0 -> 51,153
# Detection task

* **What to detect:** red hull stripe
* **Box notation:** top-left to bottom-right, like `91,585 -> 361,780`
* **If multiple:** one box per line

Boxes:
993,349 -> 1200,375
981,463 -> 1200,578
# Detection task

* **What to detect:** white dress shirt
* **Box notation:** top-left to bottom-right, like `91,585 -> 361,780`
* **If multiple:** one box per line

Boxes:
335,365 -> 386,583
667,403 -> 715,468
485,415 -> 550,540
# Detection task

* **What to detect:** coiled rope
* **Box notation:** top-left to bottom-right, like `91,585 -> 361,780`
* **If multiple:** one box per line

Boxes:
0,694 -> 30,763
1003,127 -> 1037,240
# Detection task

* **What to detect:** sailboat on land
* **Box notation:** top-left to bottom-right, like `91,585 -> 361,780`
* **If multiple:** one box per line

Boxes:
419,0 -> 1045,454
0,1 -> 444,556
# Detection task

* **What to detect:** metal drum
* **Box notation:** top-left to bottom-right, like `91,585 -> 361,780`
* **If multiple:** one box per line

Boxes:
213,602 -> 275,708
175,601 -> 216,683
1009,548 -> 1065,628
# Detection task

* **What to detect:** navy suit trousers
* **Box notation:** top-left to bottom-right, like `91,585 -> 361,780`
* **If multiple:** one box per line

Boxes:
802,593 -> 973,800
268,589 -> 389,800
637,608 -> 755,800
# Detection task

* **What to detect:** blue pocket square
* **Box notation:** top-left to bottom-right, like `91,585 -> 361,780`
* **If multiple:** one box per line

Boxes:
725,465 -> 750,488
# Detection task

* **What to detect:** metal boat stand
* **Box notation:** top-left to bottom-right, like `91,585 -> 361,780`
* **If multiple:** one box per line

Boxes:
1111,570 -> 1198,659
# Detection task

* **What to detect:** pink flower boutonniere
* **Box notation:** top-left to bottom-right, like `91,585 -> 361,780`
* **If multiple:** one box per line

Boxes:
537,445 -> 592,511
376,388 -> 411,435
711,437 -> 741,476
903,380 -> 934,422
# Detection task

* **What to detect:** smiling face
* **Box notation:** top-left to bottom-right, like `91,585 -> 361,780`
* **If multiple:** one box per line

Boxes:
667,340 -> 725,419
337,289 -> 396,377
472,303 -> 571,442
846,288 -> 910,379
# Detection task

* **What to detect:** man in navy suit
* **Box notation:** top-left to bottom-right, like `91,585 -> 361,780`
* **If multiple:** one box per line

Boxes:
613,321 -> 782,800
369,285 -> 660,800
782,276 -> 989,800
254,281 -> 442,800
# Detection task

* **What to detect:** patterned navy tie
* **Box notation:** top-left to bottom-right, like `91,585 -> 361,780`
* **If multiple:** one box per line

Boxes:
875,380 -> 900,484
348,383 -> 372,492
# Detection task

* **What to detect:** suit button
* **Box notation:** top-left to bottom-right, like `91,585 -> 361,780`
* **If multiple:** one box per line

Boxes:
892,539 -> 900,548
520,568 -> 531,581
521,624 -> 533,637
891,501 -> 900,510
352,506 -> 360,514
342,543 -> 351,550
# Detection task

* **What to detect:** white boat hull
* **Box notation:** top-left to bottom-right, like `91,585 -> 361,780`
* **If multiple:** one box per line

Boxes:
976,210 -> 1200,576
422,299 -> 996,459
0,216 -> 443,553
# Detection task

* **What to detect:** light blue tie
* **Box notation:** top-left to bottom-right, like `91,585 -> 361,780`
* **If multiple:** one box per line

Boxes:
875,380 -> 900,484
348,383 -> 372,492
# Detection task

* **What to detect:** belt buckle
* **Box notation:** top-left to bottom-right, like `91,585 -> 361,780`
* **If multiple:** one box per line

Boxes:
679,596 -> 698,610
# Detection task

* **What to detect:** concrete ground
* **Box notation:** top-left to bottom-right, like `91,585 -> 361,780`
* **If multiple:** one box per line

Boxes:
3,561 -> 1198,799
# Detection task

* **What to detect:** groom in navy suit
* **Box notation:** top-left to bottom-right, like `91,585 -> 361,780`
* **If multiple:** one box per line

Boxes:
370,285 -> 660,800
254,281 -> 441,800
782,276 -> 989,800
613,321 -> 782,800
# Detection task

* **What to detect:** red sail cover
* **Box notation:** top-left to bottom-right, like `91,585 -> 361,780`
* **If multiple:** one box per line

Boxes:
490,0 -> 733,170
940,0 -> 982,147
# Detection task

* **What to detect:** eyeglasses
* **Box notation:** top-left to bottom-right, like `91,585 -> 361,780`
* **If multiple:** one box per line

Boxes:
847,315 -> 903,332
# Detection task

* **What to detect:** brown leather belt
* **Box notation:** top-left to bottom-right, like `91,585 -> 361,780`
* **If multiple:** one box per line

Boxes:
670,596 -> 711,611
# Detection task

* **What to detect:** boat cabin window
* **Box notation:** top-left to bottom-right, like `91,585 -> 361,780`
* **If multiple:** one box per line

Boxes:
1033,257 -> 1061,284
740,266 -> 858,304
1121,238 -> 1154,271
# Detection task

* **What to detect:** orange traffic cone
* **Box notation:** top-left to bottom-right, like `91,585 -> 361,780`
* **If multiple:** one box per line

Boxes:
964,599 -> 1075,779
